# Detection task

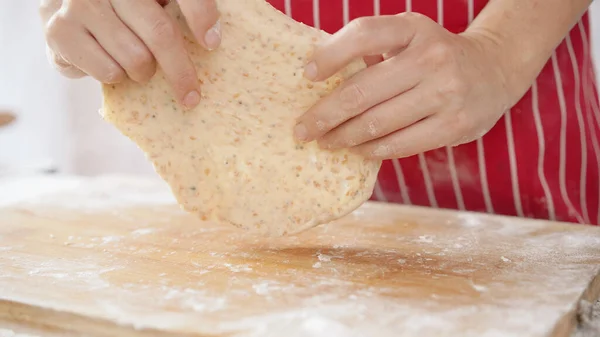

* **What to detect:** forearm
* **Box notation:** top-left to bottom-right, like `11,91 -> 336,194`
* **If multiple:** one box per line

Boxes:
464,0 -> 592,102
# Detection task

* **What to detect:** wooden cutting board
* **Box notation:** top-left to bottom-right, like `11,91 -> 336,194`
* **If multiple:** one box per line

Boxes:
0,175 -> 599,337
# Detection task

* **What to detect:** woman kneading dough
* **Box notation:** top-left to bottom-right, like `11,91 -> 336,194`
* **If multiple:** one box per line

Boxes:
40,0 -> 600,227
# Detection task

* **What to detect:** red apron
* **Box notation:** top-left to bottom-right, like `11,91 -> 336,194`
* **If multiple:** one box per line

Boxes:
268,0 -> 600,226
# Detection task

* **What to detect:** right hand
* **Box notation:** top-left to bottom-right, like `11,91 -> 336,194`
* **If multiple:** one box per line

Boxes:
40,0 -> 221,109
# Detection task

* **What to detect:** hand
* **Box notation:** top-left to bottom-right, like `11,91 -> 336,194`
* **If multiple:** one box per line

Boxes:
0,111 -> 16,128
40,0 -> 221,109
294,13 -> 516,160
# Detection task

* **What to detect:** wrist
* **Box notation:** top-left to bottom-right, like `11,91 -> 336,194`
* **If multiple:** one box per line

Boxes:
462,27 -> 547,108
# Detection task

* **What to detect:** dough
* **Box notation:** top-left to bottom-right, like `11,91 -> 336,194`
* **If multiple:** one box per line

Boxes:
101,0 -> 382,236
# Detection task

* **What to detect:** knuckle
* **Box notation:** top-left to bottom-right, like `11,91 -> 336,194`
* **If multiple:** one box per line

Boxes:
128,48 -> 155,73
45,46 -> 81,77
172,68 -> 198,92
351,16 -> 373,30
46,45 -> 66,67
441,77 -> 469,98
447,109 -> 474,135
39,0 -> 57,18
363,116 -> 384,138
45,14 -> 68,39
65,0 -> 84,12
425,40 -> 453,64
52,53 -> 71,69
339,82 -> 368,116
63,0 -> 93,18
396,11 -> 425,23
347,17 -> 375,41
59,67 -> 85,79
372,142 -> 399,159
455,110 -> 471,129
347,17 -> 365,33
149,19 -> 177,47
103,66 -> 126,83
201,1 -> 220,20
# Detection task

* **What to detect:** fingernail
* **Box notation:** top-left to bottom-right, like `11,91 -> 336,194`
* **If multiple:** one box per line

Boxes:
204,20 -> 221,50
304,62 -> 318,81
183,90 -> 201,109
294,123 -> 308,141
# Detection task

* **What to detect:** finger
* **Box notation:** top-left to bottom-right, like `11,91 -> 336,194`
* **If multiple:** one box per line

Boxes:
294,52 -> 422,142
50,26 -> 126,83
86,4 -> 156,83
39,0 -> 62,23
177,0 -> 221,50
304,14 -> 417,81
353,114 -> 452,160
318,87 -> 436,149
46,44 -> 87,79
112,0 -> 201,109
363,55 -> 384,67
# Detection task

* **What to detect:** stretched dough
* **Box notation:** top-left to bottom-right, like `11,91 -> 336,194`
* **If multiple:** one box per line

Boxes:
101,0 -> 382,236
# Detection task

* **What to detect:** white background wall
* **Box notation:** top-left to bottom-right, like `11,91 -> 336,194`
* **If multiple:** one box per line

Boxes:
2,2 -> 600,177
0,0 -> 155,177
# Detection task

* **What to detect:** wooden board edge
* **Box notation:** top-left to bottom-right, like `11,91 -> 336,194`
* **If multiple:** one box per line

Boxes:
548,267 -> 600,337
363,201 -> 600,232
0,299 -> 235,337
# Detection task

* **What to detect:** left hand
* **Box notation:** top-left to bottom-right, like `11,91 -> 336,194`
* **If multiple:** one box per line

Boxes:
294,13 -> 516,160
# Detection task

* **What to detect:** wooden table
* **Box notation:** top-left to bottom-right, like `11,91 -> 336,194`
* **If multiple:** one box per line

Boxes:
0,175 -> 599,337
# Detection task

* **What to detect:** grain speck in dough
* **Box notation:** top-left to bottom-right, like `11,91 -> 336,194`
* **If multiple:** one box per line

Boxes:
100,0 -> 382,236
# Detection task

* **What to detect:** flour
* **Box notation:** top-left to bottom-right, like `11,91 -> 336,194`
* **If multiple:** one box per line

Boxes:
302,317 -> 354,336
253,281 -> 271,295
131,228 -> 156,236
455,212 -> 552,237
316,254 -> 332,262
161,287 -> 230,313
416,235 -> 435,243
22,260 -> 120,290
100,236 -> 122,244
0,329 -> 39,337
224,263 -> 253,273
469,280 -> 488,293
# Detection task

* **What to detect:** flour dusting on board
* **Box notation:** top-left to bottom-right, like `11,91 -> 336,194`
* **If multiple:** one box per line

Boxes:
131,228 -> 156,236
1,176 -> 600,336
15,258 -> 122,291
0,329 -> 39,337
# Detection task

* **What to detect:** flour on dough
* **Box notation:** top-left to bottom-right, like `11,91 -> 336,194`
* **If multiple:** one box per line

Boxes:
101,0 -> 382,236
